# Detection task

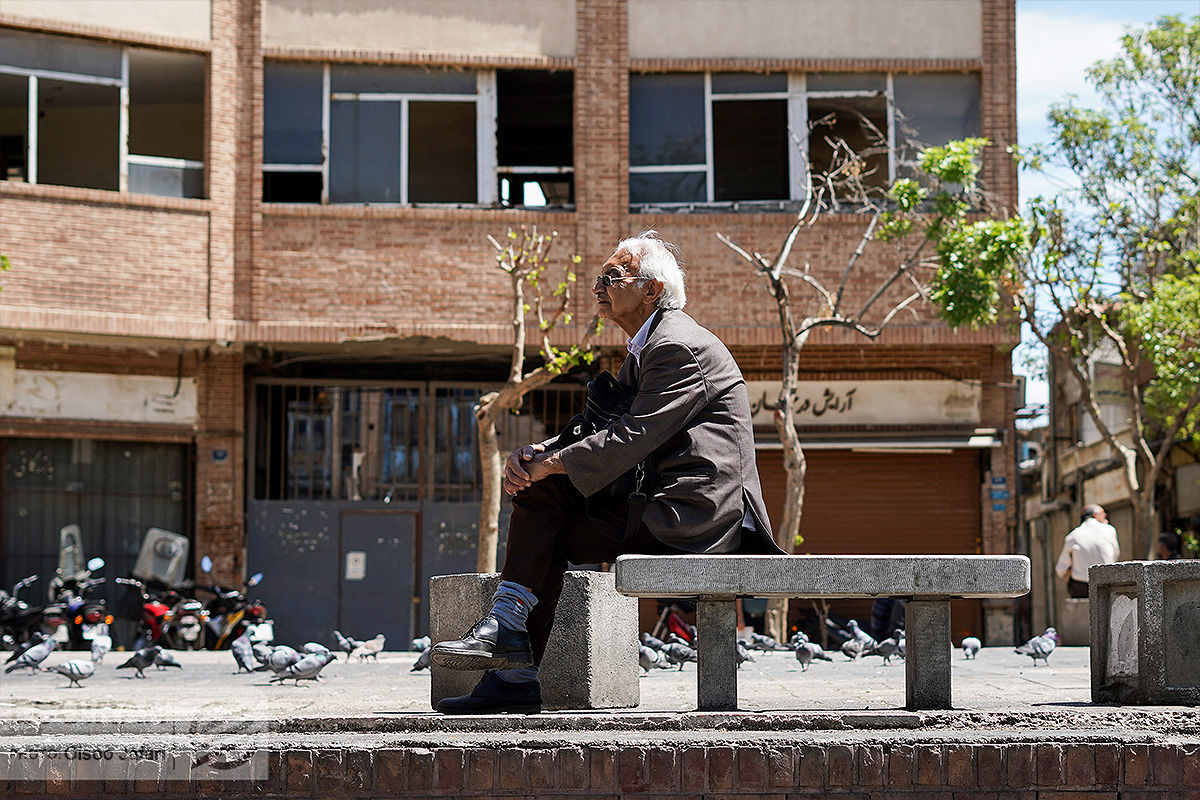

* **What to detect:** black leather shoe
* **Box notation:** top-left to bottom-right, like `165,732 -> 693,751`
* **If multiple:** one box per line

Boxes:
436,670 -> 541,714
430,615 -> 533,671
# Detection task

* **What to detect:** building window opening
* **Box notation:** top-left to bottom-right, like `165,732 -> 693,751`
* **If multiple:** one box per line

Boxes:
262,60 -> 323,202
497,69 -> 573,208
127,48 -> 205,198
0,74 -> 28,182
37,78 -> 119,191
0,29 -> 206,198
806,95 -> 889,199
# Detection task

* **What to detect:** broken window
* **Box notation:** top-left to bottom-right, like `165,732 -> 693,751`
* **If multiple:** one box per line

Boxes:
805,73 -> 889,199
630,71 -> 791,207
128,48 -> 205,198
0,29 -> 206,197
329,64 -> 478,204
496,69 -> 573,207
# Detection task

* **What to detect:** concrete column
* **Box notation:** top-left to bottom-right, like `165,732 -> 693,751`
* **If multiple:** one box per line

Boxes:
696,598 -> 738,711
905,600 -> 952,710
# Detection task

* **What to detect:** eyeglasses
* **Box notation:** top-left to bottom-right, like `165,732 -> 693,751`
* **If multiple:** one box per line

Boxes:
594,273 -> 643,288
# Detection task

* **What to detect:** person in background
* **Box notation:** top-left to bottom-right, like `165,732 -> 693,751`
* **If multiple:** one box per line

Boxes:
1156,530 -> 1182,560
1055,504 -> 1120,599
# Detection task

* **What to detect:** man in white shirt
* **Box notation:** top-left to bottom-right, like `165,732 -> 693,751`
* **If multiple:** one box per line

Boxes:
1055,504 -> 1120,598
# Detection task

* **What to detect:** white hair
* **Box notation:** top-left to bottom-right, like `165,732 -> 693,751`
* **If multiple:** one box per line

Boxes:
614,230 -> 687,310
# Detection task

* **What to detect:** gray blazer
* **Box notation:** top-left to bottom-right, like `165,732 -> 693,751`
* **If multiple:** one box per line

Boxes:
558,309 -> 781,554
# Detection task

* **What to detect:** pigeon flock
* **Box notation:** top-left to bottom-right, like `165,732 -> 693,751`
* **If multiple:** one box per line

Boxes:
2,627 -> 388,688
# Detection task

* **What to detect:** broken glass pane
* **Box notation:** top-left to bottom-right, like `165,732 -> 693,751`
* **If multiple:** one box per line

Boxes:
408,101 -> 476,203
630,73 -> 705,167
807,94 -> 889,195
713,99 -> 788,201
129,48 -> 205,164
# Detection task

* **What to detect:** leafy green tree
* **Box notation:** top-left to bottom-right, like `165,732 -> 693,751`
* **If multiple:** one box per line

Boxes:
925,15 -> 1200,557
474,226 -> 601,572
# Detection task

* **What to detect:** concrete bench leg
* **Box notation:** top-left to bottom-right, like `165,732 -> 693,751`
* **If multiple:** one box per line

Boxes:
696,597 -> 738,711
905,599 -> 952,710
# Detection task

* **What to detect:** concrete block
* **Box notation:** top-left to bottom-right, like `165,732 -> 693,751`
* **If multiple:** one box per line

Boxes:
429,570 -> 639,711
1090,560 -> 1200,705
905,600 -> 952,710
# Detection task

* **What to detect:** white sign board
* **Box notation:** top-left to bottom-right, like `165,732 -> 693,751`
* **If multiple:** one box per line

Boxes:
4,369 -> 198,425
746,380 -> 980,426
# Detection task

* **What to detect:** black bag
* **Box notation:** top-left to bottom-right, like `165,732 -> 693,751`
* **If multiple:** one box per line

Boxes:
553,372 -> 655,539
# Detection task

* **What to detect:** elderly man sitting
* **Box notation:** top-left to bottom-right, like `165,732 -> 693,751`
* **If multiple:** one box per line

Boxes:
430,230 -> 783,713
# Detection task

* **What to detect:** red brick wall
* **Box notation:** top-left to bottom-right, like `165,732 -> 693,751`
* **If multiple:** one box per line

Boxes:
0,191 -> 210,319
194,346 -> 244,586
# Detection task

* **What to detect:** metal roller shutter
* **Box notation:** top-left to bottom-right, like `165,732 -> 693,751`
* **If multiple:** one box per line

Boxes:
756,449 -> 984,640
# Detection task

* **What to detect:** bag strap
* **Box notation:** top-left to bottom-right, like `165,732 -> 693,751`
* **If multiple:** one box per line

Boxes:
623,460 -> 651,541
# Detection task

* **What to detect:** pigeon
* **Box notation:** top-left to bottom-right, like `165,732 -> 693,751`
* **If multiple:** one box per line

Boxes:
736,641 -> 755,666
231,633 -> 257,673
791,631 -> 833,661
5,637 -> 56,673
1015,627 -> 1058,666
252,642 -> 273,664
795,641 -> 814,671
640,632 -> 667,651
6,632 -> 47,664
411,636 -> 431,652
254,645 -> 302,673
332,630 -> 362,655
638,645 -> 670,673
47,659 -> 95,687
117,646 -> 161,678
350,634 -> 385,661
896,630 -> 906,658
748,632 -> 787,651
660,642 -> 698,670
866,630 -> 903,665
847,619 -> 878,651
840,637 -> 864,660
962,636 -> 982,660
90,624 -> 112,664
154,649 -> 183,670
410,646 -> 432,672
301,642 -> 331,656
270,651 -> 336,685
666,632 -> 692,647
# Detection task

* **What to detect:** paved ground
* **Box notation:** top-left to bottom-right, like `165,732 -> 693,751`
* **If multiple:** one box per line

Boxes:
5,645 -> 1196,737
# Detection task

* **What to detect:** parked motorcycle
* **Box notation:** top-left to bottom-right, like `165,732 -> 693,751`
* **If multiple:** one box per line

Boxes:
195,555 -> 273,649
114,527 -> 197,650
0,574 -> 43,650
48,557 -> 112,651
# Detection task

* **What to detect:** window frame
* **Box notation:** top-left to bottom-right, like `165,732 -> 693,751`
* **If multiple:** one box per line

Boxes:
0,37 -> 206,197
261,62 -> 577,208
628,71 -> 905,210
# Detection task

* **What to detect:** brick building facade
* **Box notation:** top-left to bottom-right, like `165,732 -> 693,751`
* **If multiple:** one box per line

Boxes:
0,0 -> 1019,646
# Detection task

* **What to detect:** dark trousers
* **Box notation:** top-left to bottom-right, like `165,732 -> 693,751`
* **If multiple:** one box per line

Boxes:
499,475 -> 685,665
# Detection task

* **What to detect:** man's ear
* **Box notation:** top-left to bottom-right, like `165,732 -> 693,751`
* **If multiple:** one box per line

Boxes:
644,279 -> 664,305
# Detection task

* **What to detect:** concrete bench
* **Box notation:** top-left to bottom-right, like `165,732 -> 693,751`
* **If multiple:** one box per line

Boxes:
615,554 -> 1030,711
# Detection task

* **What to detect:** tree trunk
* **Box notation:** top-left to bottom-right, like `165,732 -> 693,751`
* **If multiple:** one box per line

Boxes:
475,401 -> 502,574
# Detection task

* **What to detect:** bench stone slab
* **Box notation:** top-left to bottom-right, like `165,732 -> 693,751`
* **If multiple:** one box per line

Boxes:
615,555 -> 1031,599
615,554 -> 1031,712
429,570 -> 639,711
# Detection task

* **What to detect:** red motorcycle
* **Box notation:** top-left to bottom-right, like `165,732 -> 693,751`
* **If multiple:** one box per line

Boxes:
115,577 -> 206,650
